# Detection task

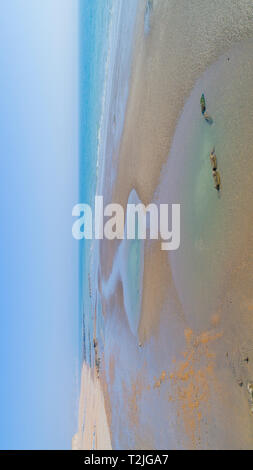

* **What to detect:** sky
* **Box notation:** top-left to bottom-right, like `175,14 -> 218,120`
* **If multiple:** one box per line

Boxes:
0,0 -> 80,449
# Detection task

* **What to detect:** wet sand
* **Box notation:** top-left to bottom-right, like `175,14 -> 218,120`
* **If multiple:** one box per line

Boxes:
100,0 -> 253,339
79,0 -> 253,449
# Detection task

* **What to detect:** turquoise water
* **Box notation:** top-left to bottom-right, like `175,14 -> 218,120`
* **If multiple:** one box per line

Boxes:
123,190 -> 145,337
165,39 -> 253,331
126,237 -> 143,334
78,0 -> 139,362
101,189 -> 145,338
79,0 -> 114,364
79,0 -> 113,206
101,230 -> 145,339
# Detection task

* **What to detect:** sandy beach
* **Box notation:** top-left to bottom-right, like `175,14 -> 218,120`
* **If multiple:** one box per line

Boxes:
72,362 -> 112,450
99,0 -> 253,336
77,0 -> 253,449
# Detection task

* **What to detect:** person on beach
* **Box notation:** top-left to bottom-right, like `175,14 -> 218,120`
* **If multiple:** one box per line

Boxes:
212,169 -> 221,191
203,111 -> 213,124
200,93 -> 206,114
200,93 -> 213,124
210,148 -> 217,170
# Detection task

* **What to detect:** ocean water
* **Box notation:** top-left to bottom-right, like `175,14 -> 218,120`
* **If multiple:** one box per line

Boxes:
79,0 -> 114,365
79,0 -> 114,206
78,0 -> 139,364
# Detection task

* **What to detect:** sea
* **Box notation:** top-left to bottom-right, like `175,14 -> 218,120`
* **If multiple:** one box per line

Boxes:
78,0 -> 139,369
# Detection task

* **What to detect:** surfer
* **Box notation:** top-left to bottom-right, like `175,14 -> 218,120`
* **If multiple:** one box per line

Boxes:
212,169 -> 221,191
210,148 -> 217,170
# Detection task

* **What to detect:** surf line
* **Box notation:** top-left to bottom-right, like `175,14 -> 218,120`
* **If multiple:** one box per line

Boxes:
72,196 -> 180,251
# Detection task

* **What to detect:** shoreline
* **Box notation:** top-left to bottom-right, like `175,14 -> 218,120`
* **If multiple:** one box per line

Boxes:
106,0 -> 253,341
77,0 -> 253,449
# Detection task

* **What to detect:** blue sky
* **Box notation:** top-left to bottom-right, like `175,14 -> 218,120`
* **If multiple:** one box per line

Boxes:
0,0 -> 80,449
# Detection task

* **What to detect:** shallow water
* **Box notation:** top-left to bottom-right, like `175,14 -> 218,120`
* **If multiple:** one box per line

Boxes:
106,38 -> 253,450
101,189 -> 145,337
159,39 -> 253,330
